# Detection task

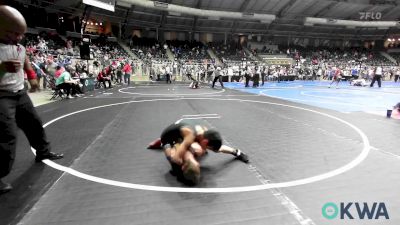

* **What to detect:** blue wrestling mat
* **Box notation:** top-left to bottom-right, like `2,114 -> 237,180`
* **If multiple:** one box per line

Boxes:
225,81 -> 400,113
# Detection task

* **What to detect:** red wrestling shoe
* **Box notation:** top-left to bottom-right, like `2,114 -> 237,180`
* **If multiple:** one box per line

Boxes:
147,138 -> 162,149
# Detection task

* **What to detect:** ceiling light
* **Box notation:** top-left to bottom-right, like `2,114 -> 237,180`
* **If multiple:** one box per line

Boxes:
83,0 -> 115,12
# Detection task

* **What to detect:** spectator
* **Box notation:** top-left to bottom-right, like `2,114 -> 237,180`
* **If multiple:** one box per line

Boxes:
394,68 -> 400,82
56,67 -> 81,98
165,64 -> 172,83
97,68 -> 112,88
54,65 -> 64,78
122,61 -> 132,85
115,65 -> 123,84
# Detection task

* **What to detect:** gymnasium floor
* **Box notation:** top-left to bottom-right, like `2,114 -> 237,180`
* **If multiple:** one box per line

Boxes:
1,81 -> 399,225
225,80 -> 400,113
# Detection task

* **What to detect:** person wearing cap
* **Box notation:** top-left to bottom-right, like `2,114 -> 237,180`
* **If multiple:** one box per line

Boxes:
147,122 -> 249,185
0,5 -> 63,194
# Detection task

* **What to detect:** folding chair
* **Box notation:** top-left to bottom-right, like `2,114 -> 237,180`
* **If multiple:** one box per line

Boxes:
32,62 -> 65,100
47,77 -> 65,100
50,86 -> 65,100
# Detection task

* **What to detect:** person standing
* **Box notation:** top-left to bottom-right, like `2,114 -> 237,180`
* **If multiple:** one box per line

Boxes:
370,65 -> 382,88
244,66 -> 251,87
367,66 -> 375,82
165,64 -> 172,84
116,64 -> 123,84
394,67 -> 399,83
253,65 -> 260,87
261,65 -> 267,86
329,67 -> 341,88
206,64 -> 214,84
212,66 -> 224,89
122,61 -> 132,85
0,5 -> 63,194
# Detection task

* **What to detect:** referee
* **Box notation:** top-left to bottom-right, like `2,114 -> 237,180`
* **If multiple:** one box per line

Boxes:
0,5 -> 63,194
212,66 -> 224,89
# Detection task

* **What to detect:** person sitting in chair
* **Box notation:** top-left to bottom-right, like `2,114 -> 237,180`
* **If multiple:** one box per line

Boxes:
55,67 -> 81,99
97,68 -> 112,88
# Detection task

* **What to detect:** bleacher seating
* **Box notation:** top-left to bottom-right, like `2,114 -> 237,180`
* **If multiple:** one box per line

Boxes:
208,41 -> 245,63
130,37 -> 168,61
168,40 -> 211,64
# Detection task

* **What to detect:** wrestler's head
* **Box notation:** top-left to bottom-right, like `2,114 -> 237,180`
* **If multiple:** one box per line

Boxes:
182,159 -> 200,185
203,129 -> 222,152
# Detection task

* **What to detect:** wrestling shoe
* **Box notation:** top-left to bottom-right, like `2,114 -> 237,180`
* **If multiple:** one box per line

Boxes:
235,149 -> 249,163
0,180 -> 12,194
35,152 -> 64,162
147,138 -> 162,149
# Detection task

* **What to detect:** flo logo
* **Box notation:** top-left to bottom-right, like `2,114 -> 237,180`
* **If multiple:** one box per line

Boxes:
359,12 -> 382,20
322,202 -> 389,220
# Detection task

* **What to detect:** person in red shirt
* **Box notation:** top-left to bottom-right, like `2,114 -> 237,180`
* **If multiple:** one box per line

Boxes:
54,65 -> 64,78
105,65 -> 116,83
122,61 -> 132,85
329,67 -> 341,88
97,68 -> 112,88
